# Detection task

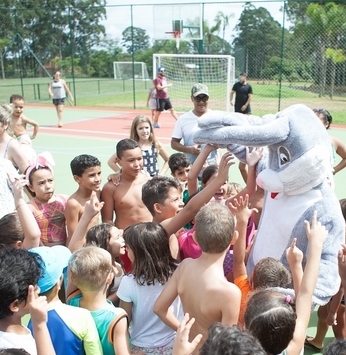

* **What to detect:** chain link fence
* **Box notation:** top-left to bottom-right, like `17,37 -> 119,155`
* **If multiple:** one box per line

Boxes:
0,1 -> 345,119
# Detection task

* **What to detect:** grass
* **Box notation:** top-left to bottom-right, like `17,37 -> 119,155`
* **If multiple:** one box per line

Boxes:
1,76 -> 346,123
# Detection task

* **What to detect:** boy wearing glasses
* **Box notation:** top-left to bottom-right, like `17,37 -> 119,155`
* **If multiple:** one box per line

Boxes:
171,83 -> 216,165
153,66 -> 179,128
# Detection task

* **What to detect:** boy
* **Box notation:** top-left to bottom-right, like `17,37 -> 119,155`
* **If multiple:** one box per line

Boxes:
9,94 -> 39,147
28,245 -> 102,355
153,203 -> 241,354
67,246 -> 131,355
230,195 -> 291,325
168,153 -> 191,203
101,138 -> 152,229
65,154 -> 102,243
0,248 -> 55,355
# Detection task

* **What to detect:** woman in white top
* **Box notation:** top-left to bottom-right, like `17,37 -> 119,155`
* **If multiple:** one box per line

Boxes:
48,71 -> 74,128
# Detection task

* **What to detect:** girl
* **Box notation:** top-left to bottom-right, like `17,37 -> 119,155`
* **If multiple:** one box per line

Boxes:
244,212 -> 327,355
146,80 -> 157,123
85,223 -> 126,305
26,152 -> 69,246
117,222 -> 184,355
108,115 -> 169,177
48,71 -> 74,127
314,108 -> 346,175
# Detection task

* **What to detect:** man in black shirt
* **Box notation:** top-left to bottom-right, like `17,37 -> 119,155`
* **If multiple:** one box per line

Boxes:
230,72 -> 253,114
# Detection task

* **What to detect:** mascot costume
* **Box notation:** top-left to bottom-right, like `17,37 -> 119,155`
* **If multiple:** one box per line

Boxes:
194,104 -> 345,305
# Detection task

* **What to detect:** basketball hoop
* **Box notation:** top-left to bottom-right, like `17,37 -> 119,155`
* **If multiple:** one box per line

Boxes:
165,31 -> 181,50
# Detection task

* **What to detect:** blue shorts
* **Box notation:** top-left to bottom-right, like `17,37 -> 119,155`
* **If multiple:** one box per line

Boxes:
53,98 -> 65,106
156,98 -> 173,112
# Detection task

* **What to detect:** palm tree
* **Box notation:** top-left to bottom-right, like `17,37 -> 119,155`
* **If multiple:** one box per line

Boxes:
215,11 -> 234,53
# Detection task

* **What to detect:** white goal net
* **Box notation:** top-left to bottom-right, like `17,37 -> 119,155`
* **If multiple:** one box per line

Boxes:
113,61 -> 150,80
153,54 -> 235,111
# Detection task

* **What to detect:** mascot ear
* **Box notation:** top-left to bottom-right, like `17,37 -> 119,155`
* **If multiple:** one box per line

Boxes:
194,117 -> 290,147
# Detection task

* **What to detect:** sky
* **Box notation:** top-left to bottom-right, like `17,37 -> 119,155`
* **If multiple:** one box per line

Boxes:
102,0 -> 287,44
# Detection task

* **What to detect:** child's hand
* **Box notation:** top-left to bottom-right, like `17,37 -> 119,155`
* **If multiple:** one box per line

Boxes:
108,172 -> 121,186
338,244 -> 346,282
304,210 -> 328,247
217,152 -> 235,183
227,194 -> 257,224
246,147 -> 264,167
27,285 -> 48,325
30,135 -> 36,140
172,313 -> 203,355
84,192 -> 104,219
204,143 -> 218,153
8,174 -> 27,201
286,238 -> 303,268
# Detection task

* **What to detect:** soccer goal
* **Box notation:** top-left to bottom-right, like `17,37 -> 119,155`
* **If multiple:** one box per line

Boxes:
153,54 -> 235,111
113,61 -> 150,80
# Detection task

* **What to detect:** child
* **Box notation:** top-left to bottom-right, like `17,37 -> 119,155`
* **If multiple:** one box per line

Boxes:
117,222 -> 184,354
108,115 -> 169,177
67,246 -> 131,355
28,245 -> 102,355
230,195 -> 292,325
0,174 -> 41,249
153,203 -> 241,354
305,198 -> 346,351
9,94 -> 39,148
26,152 -> 68,246
146,81 -> 157,122
141,176 -> 184,260
65,154 -> 102,242
244,211 -> 328,355
101,138 -> 152,229
168,153 -> 191,203
0,248 -> 55,355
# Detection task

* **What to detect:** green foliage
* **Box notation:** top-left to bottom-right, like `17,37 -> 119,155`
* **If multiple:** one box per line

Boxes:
121,26 -> 150,54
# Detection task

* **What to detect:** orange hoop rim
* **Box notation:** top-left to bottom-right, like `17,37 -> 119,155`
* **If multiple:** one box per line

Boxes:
165,31 -> 181,39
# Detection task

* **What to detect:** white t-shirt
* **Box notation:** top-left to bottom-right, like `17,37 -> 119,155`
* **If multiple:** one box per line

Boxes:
172,109 -> 216,165
117,274 -> 184,348
0,328 -> 37,355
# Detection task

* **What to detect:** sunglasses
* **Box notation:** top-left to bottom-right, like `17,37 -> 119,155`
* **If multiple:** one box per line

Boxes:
194,95 -> 209,102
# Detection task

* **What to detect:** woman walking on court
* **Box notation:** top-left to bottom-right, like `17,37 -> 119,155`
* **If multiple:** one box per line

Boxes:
48,71 -> 74,127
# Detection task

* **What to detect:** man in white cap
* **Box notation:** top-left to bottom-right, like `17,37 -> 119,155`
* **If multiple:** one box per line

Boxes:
153,66 -> 179,128
171,83 -> 216,165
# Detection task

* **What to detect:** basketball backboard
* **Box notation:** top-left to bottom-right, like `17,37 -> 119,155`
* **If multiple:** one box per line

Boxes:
152,4 -> 203,41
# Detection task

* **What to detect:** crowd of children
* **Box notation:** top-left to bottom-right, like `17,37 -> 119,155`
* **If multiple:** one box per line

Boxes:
1,91 -> 346,355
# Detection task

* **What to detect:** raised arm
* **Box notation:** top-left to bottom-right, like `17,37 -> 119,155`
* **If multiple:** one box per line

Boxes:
67,192 -> 104,252
187,144 -> 216,195
287,211 -> 327,355
107,153 -> 121,173
158,142 -> 170,176
285,238 -> 303,297
10,175 -> 41,249
161,152 -> 234,237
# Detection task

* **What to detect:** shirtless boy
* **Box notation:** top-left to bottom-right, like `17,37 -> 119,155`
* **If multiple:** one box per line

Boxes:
65,154 -> 102,244
101,138 -> 152,229
9,94 -> 39,146
154,202 -> 241,354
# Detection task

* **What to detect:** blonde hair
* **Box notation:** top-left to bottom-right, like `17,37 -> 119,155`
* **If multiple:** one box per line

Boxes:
195,203 -> 235,253
0,104 -> 12,126
226,182 -> 243,198
69,246 -> 113,292
130,115 -> 159,151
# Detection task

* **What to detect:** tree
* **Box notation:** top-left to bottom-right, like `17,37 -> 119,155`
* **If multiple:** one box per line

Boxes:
325,48 -> 346,98
121,26 -> 150,54
0,38 -> 10,79
232,3 -> 283,77
215,11 -> 234,53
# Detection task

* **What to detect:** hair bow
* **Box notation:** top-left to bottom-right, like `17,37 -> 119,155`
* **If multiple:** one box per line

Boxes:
25,151 -> 55,184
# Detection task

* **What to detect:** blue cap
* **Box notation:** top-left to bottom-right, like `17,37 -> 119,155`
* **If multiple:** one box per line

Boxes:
158,66 -> 165,72
30,246 -> 71,293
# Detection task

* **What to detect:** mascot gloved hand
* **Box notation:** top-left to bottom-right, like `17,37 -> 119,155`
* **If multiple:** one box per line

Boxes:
194,104 -> 345,305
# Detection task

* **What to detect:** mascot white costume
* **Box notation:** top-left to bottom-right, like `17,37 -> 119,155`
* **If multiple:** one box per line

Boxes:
194,104 -> 345,305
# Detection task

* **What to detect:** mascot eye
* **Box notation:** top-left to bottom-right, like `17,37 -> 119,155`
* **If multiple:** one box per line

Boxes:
278,146 -> 291,167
